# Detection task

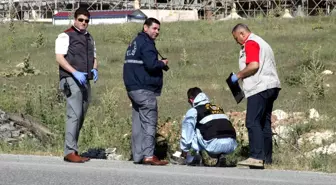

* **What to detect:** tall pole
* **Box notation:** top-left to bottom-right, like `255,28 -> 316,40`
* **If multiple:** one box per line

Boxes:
54,0 -> 58,15
9,0 -> 13,19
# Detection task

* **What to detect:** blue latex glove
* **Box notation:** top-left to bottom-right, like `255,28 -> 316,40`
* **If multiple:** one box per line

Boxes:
72,71 -> 87,85
231,73 -> 239,83
91,68 -> 98,83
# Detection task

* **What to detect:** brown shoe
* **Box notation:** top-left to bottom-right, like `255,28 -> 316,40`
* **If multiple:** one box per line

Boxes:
64,152 -> 85,163
237,157 -> 264,167
81,156 -> 91,162
75,151 -> 90,162
143,156 -> 169,165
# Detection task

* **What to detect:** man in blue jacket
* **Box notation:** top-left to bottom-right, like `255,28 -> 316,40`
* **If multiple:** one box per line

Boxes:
123,17 -> 169,165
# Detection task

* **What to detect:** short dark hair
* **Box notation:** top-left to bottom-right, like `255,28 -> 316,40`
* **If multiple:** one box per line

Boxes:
144,17 -> 160,27
232,23 -> 250,33
74,7 -> 90,19
187,87 -> 202,100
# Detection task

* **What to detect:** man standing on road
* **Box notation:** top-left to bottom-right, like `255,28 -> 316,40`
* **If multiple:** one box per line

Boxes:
55,7 -> 98,163
230,23 -> 281,168
123,17 -> 169,165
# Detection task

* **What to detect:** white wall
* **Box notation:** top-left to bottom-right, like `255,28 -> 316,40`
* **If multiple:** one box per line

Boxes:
90,17 -> 127,25
53,17 -> 128,25
141,9 -> 198,22
53,19 -> 73,26
128,18 -> 146,23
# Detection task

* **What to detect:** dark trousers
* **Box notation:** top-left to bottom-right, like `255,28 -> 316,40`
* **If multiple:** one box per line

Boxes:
246,88 -> 280,164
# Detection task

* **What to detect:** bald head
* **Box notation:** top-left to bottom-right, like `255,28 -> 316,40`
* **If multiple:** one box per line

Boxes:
232,23 -> 251,45
232,23 -> 251,33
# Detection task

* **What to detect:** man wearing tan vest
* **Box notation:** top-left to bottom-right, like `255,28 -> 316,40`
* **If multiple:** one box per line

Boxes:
230,23 -> 281,168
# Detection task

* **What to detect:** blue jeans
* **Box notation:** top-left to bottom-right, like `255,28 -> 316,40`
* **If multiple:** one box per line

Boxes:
186,137 -> 237,165
246,88 -> 280,164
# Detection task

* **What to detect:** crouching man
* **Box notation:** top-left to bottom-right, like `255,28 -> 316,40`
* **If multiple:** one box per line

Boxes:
179,87 -> 238,166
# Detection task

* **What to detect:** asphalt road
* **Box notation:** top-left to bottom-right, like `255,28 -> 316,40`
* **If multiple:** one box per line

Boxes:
0,154 -> 335,185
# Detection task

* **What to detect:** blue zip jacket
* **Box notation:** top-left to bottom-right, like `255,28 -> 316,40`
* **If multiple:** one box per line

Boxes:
123,32 -> 166,95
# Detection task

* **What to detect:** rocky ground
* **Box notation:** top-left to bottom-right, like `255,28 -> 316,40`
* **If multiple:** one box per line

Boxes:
157,107 -> 336,159
0,109 -> 36,144
0,109 -> 124,160
226,108 -> 336,157
2,107 -> 335,161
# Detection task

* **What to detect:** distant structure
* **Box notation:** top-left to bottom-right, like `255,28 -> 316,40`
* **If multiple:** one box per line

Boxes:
0,0 -> 335,22
53,9 -> 147,25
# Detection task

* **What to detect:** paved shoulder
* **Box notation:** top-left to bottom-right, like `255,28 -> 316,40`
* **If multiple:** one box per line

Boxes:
0,154 -> 335,185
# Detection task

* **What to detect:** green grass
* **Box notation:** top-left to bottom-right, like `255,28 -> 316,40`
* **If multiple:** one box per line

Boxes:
0,16 -> 336,172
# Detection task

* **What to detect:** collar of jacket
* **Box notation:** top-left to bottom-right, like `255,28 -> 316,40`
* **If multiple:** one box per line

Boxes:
72,26 -> 88,35
138,31 -> 155,44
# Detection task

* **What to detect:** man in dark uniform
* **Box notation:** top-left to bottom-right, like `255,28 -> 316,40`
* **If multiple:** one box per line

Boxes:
55,7 -> 98,163
123,17 -> 169,165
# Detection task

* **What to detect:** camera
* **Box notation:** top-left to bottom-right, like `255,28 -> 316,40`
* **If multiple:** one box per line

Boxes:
161,58 -> 169,71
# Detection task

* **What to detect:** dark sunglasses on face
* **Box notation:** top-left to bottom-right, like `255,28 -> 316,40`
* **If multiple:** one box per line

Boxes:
78,18 -> 89,23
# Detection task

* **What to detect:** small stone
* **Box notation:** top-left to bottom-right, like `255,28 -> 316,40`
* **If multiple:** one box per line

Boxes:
107,154 -> 117,160
273,125 -> 292,139
114,155 -> 123,160
33,70 -> 41,75
307,143 -> 336,157
0,123 -> 16,131
173,151 -> 182,158
4,138 -> 18,143
105,148 -> 116,154
9,121 -> 15,126
0,111 -> 9,121
292,112 -> 305,118
309,108 -> 319,120
271,114 -> 277,123
16,62 -> 25,69
11,130 -> 20,137
321,70 -> 333,75
106,153 -> 123,160
298,130 -> 334,147
272,109 -> 288,120
0,131 -> 11,139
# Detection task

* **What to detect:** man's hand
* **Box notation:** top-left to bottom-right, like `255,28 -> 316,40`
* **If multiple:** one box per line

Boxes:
72,71 -> 87,85
231,73 -> 239,83
161,59 -> 168,66
181,151 -> 187,158
236,62 -> 259,79
91,68 -> 98,83
161,59 -> 169,71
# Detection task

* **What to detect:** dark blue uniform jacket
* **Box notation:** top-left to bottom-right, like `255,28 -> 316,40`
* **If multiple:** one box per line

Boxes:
123,32 -> 165,95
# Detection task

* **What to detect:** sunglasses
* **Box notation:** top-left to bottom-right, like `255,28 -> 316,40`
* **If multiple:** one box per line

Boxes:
78,18 -> 89,23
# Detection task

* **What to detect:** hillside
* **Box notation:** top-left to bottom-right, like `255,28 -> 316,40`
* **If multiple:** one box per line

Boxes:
0,17 -> 335,172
